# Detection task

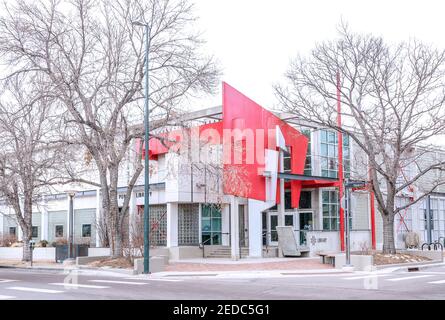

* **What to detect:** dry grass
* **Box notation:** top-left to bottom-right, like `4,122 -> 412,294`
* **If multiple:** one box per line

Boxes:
372,253 -> 430,265
87,257 -> 133,269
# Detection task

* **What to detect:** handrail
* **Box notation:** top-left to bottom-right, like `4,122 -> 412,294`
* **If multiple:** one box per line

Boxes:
199,232 -> 230,258
239,231 -> 269,259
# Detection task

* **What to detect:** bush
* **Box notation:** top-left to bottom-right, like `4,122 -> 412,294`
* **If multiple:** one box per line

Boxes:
0,233 -> 17,247
51,238 -> 68,247
11,241 -> 23,247
37,240 -> 49,247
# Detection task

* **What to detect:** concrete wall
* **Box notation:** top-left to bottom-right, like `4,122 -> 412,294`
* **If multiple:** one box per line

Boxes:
306,231 -> 340,256
334,253 -> 373,271
88,247 -> 111,257
351,230 -> 372,252
0,247 -> 55,261
399,249 -> 443,261
169,246 -> 202,260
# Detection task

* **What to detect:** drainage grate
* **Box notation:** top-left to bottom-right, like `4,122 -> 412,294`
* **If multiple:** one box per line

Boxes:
408,267 -> 419,272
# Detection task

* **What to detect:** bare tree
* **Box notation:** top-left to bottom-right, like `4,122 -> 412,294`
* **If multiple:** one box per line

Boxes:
0,0 -> 220,257
0,76 -> 65,261
275,24 -> 445,254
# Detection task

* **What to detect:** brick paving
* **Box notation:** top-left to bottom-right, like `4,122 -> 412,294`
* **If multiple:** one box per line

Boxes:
165,258 -> 333,272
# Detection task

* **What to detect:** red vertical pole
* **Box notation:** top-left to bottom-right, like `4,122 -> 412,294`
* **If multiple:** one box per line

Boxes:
337,71 -> 345,252
368,169 -> 377,250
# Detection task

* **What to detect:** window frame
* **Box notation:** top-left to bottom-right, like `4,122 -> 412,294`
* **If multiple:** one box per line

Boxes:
55,225 -> 64,238
31,226 -> 38,238
9,227 -> 16,236
81,224 -> 92,238
319,129 -> 350,179
201,204 -> 222,245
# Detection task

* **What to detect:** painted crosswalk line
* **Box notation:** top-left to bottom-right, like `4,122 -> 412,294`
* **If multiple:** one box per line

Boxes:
428,280 -> 445,284
7,286 -> 64,294
89,280 -> 147,285
343,274 -> 391,280
124,278 -> 182,282
50,283 -> 110,289
0,279 -> 18,283
0,295 -> 15,300
386,275 -> 434,282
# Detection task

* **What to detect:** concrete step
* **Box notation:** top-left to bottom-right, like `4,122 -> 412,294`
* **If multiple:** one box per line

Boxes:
206,247 -> 249,258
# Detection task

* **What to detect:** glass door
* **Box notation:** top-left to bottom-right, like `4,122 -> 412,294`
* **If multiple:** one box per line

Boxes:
268,213 -> 278,246
299,211 -> 313,246
238,205 -> 248,247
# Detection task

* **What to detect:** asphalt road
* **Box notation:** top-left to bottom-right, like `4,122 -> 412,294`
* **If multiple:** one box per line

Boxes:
1,266 -> 445,300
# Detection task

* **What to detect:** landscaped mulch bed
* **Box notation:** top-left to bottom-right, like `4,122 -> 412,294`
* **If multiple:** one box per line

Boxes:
372,252 -> 430,265
87,257 -> 133,269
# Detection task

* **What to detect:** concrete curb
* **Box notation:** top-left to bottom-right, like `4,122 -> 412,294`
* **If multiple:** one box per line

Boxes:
149,268 -> 344,278
378,261 -> 445,272
0,264 -> 65,272
0,264 -> 135,275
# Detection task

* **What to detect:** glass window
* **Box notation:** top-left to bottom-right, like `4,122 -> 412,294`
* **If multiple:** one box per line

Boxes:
285,215 -> 294,226
319,130 -> 350,179
419,198 -> 445,242
322,190 -> 339,231
299,191 -> 312,209
284,190 -> 292,210
9,227 -> 16,236
55,225 -> 64,238
301,129 -> 312,176
82,224 -> 92,238
32,226 -> 38,238
201,204 -> 222,245
270,215 -> 278,242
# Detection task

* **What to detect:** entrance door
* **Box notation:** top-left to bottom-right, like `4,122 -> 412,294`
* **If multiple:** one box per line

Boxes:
238,205 -> 248,247
268,213 -> 278,246
299,211 -> 313,246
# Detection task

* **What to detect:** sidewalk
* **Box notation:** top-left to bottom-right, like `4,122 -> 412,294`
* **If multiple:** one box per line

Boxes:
0,259 -> 135,276
0,259 -> 63,269
165,257 -> 333,272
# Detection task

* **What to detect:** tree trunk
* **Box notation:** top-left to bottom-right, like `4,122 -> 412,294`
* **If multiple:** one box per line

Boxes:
22,238 -> 32,262
113,231 -> 123,258
382,214 -> 396,254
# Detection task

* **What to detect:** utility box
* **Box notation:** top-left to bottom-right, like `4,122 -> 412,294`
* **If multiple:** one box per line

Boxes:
55,244 -> 89,263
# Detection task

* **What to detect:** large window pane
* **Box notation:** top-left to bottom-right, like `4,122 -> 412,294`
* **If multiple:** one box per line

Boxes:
202,218 -> 211,231
299,191 -> 312,209
211,218 -> 221,231
320,130 -> 350,178
201,204 -> 222,245
285,215 -> 294,226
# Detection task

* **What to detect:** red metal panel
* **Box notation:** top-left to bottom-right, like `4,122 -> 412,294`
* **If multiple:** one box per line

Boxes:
222,82 -> 308,206
337,72 -> 345,252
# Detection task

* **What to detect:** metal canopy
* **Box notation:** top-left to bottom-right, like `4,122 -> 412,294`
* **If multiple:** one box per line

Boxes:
262,171 -> 339,182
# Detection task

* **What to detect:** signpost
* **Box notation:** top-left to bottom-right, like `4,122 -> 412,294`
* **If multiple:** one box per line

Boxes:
29,240 -> 35,267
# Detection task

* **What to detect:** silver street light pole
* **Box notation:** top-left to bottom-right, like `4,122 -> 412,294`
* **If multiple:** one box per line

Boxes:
65,190 -> 77,261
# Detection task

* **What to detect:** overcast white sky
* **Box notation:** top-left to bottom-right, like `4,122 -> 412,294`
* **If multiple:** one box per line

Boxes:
191,0 -> 445,112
